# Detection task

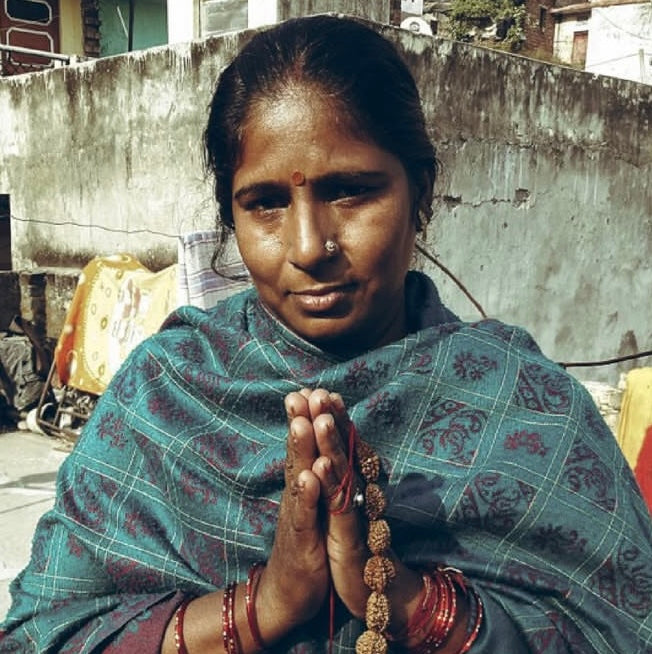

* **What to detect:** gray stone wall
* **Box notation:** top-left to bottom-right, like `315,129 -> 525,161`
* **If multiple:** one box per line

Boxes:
0,20 -> 650,383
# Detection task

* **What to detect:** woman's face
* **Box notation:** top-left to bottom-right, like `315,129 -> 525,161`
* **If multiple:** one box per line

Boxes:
231,87 -> 417,355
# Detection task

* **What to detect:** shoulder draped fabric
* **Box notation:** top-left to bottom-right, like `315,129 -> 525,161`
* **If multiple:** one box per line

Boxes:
2,272 -> 651,653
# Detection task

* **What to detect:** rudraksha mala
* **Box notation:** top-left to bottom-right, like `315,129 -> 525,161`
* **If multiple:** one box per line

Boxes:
352,430 -> 393,654
348,424 -> 484,654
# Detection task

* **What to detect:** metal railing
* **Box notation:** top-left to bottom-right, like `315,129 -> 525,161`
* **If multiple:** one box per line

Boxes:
0,43 -> 73,77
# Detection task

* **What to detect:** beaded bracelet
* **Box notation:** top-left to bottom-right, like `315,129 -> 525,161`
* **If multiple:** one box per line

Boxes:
222,582 -> 242,654
245,562 -> 267,651
173,598 -> 192,654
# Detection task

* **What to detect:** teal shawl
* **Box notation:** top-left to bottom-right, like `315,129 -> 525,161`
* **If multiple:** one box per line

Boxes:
2,272 -> 651,653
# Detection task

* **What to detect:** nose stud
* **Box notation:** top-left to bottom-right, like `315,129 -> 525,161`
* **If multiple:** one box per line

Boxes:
324,240 -> 339,255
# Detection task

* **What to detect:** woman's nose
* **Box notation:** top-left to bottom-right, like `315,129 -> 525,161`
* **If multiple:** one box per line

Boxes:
286,199 -> 332,270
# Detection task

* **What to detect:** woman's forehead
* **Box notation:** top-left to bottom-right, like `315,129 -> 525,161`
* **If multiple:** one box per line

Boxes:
242,83 -> 362,139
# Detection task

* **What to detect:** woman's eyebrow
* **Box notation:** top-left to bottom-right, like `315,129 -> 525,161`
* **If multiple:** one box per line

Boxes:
233,171 -> 389,202
313,171 -> 388,185
233,181 -> 285,202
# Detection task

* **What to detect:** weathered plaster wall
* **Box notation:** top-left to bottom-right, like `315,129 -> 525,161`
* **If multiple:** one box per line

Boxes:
0,22 -> 650,384
397,32 -> 651,384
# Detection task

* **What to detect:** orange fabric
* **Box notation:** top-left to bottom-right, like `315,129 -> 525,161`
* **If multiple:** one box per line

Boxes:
55,255 -> 178,395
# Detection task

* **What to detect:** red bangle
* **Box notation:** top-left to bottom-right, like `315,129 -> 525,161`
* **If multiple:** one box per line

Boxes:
173,598 -> 192,654
245,562 -> 268,651
222,582 -> 242,654
457,585 -> 484,653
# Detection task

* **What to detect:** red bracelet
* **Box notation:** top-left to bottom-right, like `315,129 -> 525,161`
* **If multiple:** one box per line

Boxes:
456,584 -> 484,653
387,571 -> 436,643
173,598 -> 192,654
245,563 -> 268,651
222,582 -> 242,654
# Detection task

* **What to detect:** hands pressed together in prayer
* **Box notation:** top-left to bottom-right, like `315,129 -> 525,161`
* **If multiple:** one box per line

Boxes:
255,389 -> 471,651
261,388 -> 380,633
161,389 -> 473,654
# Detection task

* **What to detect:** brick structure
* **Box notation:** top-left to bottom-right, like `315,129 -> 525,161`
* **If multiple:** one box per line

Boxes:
523,0 -> 556,56
81,0 -> 101,58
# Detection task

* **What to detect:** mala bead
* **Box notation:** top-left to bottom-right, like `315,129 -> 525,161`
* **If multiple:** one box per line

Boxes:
367,519 -> 391,554
365,591 -> 391,632
356,629 -> 388,654
357,440 -> 381,483
365,484 -> 387,521
364,555 -> 396,593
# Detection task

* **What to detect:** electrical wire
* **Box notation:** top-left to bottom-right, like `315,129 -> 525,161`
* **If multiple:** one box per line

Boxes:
559,350 -> 652,369
592,6 -> 652,42
6,215 -> 651,370
9,213 -> 180,239
415,240 -> 488,318
415,239 -> 651,370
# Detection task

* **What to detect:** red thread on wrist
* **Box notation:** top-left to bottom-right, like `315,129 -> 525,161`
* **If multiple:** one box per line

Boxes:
328,422 -> 358,515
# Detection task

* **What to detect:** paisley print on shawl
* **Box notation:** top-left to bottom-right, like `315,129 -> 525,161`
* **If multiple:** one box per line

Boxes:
514,363 -> 571,414
134,434 -> 167,488
61,469 -> 107,533
582,402 -> 612,441
244,497 -> 278,536
499,561 -> 569,596
180,530 -> 225,585
528,612 -> 589,653
504,430 -> 549,457
408,352 -> 433,375
174,336 -> 206,364
344,359 -> 391,391
97,411 -> 127,449
106,557 -> 165,593
525,524 -> 588,558
67,533 -> 85,559
113,355 -> 162,404
418,399 -> 486,465
561,441 -> 616,512
104,607 -> 154,650
147,389 -> 193,427
589,542 -> 652,618
196,430 -> 246,471
179,466 -> 218,505
453,473 -> 536,535
365,391 -> 403,428
453,351 -> 498,381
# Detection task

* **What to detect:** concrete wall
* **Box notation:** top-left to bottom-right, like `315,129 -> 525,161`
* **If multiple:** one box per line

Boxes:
0,21 -> 650,384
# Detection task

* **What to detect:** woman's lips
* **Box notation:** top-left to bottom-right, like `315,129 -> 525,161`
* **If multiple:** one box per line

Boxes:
291,284 -> 355,312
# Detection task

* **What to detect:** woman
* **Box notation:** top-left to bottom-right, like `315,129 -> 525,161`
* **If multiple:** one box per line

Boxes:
2,15 -> 651,654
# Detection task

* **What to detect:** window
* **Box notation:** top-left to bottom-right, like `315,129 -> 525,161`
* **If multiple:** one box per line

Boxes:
200,0 -> 247,37
5,0 -> 51,23
539,6 -> 546,31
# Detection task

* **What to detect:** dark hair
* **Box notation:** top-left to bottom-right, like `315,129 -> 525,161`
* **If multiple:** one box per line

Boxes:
204,15 -> 438,247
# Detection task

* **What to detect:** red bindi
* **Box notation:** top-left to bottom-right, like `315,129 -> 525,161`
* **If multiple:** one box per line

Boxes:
291,170 -> 306,186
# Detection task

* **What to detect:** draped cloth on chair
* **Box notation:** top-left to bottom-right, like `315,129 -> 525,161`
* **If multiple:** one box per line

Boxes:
177,231 -> 249,311
55,254 -> 178,396
618,367 -> 652,514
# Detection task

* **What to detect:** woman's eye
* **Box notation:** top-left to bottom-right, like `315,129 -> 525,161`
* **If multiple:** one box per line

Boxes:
330,185 -> 372,201
245,196 -> 287,213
